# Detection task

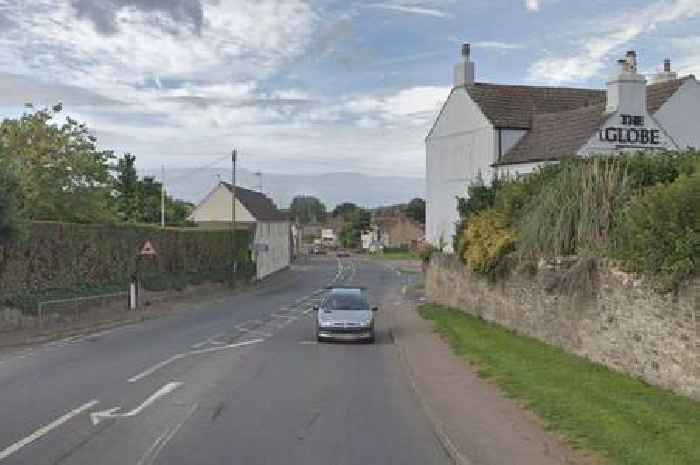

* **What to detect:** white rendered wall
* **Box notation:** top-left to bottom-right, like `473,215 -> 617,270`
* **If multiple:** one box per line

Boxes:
494,161 -> 546,178
426,87 -> 495,252
653,78 -> 700,150
255,221 -> 291,280
578,111 -> 677,155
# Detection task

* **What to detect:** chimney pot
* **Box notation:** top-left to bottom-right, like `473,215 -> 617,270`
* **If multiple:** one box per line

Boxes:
461,43 -> 470,59
664,58 -> 671,72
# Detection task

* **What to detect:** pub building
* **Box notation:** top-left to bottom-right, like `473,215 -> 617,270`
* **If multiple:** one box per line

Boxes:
425,45 -> 700,251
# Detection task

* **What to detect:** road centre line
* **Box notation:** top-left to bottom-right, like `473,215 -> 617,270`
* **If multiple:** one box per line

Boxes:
0,399 -> 99,462
128,339 -> 263,383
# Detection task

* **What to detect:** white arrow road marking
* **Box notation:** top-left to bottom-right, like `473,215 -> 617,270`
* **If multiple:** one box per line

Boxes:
128,339 -> 263,383
90,382 -> 182,426
0,399 -> 99,461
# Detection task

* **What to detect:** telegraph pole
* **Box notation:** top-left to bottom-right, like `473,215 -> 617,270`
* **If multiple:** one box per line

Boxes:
160,165 -> 165,228
231,150 -> 237,287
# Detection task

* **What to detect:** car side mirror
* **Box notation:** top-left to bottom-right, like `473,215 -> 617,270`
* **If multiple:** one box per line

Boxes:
371,306 -> 378,312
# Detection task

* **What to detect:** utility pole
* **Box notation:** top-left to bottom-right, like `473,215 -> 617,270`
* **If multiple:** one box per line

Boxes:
231,150 -> 237,287
160,165 -> 165,229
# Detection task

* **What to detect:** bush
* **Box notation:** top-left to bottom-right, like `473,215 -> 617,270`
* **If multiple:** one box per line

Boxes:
611,167 -> 700,287
459,209 -> 516,274
517,158 -> 629,260
623,150 -> 699,189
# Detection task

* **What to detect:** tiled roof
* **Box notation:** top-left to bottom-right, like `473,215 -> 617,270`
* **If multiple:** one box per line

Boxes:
497,102 -> 608,166
465,83 -> 605,128
494,76 -> 694,166
221,182 -> 287,221
647,76 -> 693,113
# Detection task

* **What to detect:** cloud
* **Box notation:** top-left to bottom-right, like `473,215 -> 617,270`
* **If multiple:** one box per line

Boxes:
669,35 -> 700,76
525,0 -> 539,11
367,2 -> 452,18
70,0 -> 204,35
528,0 -> 700,83
473,41 -> 524,51
0,72 -> 123,107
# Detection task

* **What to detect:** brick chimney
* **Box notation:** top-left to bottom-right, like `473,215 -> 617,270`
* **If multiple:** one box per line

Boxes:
454,43 -> 475,87
606,50 -> 647,114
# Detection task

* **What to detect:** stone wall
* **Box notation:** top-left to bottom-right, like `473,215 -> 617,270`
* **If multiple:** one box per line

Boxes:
426,254 -> 700,400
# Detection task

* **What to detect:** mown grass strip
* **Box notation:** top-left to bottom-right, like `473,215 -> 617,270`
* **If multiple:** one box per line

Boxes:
419,304 -> 700,465
368,250 -> 418,261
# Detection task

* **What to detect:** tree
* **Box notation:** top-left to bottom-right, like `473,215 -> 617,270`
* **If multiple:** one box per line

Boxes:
332,202 -> 359,220
289,195 -> 327,224
405,198 -> 425,224
0,104 -> 116,223
112,153 -> 194,226
0,148 -> 26,243
340,208 -> 371,248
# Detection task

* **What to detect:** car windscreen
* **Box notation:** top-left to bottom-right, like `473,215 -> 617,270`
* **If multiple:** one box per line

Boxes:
327,289 -> 368,310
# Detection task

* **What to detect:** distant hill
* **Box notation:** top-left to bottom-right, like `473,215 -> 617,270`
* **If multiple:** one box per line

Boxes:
159,167 -> 425,209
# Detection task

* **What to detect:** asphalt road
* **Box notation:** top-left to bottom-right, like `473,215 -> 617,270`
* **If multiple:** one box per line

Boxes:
0,256 -> 449,465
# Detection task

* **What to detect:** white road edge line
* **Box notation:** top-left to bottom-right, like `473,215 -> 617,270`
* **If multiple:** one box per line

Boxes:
0,399 -> 99,461
141,403 -> 199,465
128,339 -> 263,383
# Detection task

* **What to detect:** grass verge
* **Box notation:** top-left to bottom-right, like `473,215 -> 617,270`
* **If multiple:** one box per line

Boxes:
368,250 -> 419,260
419,304 -> 700,465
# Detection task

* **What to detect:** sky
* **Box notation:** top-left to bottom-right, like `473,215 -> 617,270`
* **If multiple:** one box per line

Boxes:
0,0 -> 699,194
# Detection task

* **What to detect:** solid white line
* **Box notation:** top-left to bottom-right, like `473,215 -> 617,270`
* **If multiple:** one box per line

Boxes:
235,327 -> 272,338
128,354 -> 185,383
0,399 -> 99,461
136,430 -> 169,465
190,333 -> 225,350
128,339 -> 263,383
142,403 -> 198,465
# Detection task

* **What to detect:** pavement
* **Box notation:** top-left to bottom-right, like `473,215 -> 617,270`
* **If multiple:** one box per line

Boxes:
0,255 -> 582,465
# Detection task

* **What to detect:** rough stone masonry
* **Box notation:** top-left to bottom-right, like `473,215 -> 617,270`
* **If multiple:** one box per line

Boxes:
426,254 -> 699,400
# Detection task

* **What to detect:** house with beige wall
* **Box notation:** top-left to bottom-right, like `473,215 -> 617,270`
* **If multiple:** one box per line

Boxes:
189,182 -> 290,280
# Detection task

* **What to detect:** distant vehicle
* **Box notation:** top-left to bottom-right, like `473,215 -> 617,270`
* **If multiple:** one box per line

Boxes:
310,245 -> 326,255
314,287 -> 377,343
336,249 -> 350,257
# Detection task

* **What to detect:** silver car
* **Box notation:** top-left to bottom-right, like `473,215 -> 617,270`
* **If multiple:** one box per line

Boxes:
314,287 -> 377,343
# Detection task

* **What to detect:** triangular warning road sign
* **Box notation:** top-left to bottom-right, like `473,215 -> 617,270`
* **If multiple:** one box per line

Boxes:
140,240 -> 157,256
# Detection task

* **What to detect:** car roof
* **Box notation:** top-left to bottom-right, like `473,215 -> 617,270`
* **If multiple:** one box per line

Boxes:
326,286 -> 366,291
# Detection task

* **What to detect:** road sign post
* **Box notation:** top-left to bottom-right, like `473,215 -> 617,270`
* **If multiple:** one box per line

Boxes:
134,241 -> 158,310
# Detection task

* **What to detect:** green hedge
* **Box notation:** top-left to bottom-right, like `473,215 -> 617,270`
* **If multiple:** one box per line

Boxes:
0,221 -> 254,310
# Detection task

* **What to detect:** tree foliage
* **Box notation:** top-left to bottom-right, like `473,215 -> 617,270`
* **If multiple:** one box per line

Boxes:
0,147 -> 26,243
289,195 -> 327,224
405,197 -> 425,224
340,208 -> 371,248
0,104 -> 117,223
112,153 -> 194,226
332,202 -> 360,219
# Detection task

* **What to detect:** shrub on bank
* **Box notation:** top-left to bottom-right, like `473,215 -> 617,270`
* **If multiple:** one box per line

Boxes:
454,150 -> 700,285
611,166 -> 700,287
458,209 -> 516,274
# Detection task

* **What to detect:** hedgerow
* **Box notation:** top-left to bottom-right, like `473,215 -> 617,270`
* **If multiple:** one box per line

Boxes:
0,221 -> 254,310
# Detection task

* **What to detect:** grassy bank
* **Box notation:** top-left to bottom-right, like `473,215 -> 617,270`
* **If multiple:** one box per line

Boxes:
419,304 -> 700,465
368,250 -> 418,260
